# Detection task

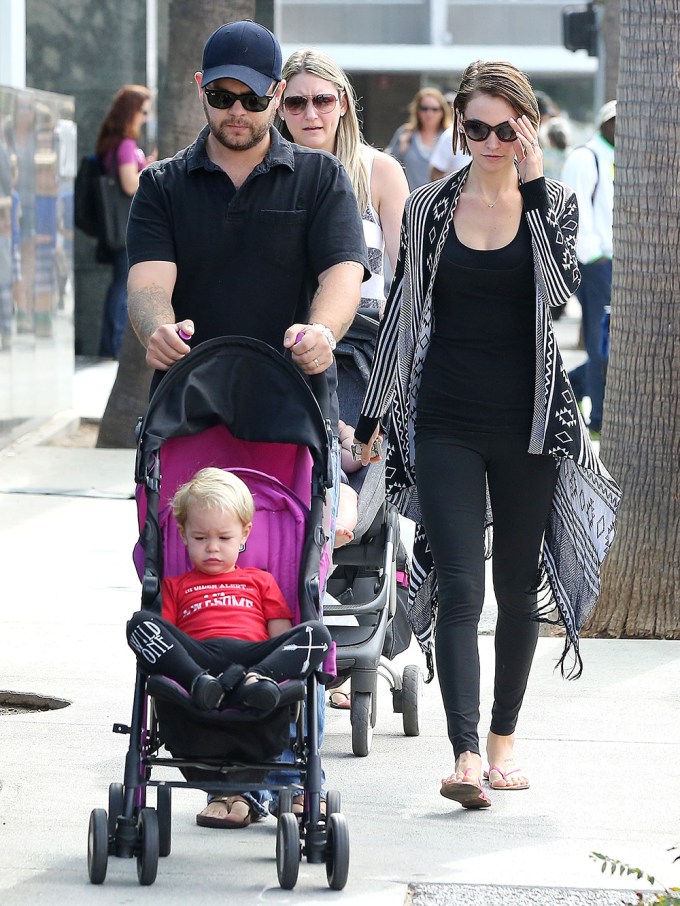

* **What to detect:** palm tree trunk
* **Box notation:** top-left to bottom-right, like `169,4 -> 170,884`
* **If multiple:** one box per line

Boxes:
96,320 -> 151,448
97,0 -> 256,447
586,0 -> 680,638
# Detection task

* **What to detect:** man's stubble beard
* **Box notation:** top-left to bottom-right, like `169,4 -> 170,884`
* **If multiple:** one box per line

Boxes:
203,96 -> 275,152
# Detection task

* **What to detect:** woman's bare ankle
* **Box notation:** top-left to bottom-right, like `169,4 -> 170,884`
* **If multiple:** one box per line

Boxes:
452,751 -> 482,783
486,732 -> 517,769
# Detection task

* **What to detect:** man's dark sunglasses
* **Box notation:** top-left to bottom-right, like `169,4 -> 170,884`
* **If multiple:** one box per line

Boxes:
462,119 -> 517,143
204,87 -> 276,113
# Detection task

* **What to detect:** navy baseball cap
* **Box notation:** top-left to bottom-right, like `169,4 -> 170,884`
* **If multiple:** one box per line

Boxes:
201,21 -> 282,95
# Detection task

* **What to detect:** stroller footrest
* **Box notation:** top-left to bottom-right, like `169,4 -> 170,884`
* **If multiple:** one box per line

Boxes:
146,675 -> 305,724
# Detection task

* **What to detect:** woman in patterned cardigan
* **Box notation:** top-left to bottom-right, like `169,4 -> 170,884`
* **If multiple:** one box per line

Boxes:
353,61 -> 620,810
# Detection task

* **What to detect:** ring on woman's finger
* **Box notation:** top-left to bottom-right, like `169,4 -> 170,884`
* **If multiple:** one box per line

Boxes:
313,358 -> 320,368
530,139 -> 538,147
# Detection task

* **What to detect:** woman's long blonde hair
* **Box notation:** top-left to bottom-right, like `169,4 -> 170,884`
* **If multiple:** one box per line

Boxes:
276,49 -> 370,213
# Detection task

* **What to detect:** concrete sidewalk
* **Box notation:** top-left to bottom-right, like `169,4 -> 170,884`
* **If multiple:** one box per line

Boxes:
1,331 -> 677,905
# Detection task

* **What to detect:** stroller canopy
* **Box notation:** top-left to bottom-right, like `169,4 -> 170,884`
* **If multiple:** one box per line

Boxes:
135,337 -> 331,482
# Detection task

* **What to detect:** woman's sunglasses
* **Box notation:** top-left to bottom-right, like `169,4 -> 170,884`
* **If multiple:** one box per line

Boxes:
462,119 -> 517,143
204,87 -> 276,113
282,93 -> 340,115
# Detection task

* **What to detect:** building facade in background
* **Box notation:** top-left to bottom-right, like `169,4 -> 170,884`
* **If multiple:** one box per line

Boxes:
0,0 -> 596,445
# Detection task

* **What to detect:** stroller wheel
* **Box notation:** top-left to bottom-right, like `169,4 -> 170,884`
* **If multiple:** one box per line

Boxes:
350,691 -> 373,757
401,665 -> 423,737
325,789 -> 341,819
107,783 -> 124,841
325,812 -> 350,890
136,808 -> 159,886
278,788 -> 294,816
156,785 -> 172,857
276,812 -> 300,890
88,808 -> 109,885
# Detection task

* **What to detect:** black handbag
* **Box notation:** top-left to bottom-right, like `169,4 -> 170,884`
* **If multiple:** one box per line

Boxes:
96,172 -> 132,252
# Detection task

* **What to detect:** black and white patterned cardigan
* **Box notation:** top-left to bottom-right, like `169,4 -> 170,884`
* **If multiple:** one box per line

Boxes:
357,165 -> 621,680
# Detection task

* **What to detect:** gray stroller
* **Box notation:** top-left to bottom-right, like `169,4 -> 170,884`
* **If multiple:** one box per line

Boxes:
325,311 -> 424,756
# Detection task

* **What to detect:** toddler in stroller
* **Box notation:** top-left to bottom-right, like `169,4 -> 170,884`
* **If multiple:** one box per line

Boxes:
87,337 -> 350,891
126,467 -> 331,824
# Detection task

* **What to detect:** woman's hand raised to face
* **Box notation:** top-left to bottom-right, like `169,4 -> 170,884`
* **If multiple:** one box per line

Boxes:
510,114 -> 544,183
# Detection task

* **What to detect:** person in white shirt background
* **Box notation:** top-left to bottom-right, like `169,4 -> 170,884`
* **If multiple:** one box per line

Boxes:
560,100 -> 615,440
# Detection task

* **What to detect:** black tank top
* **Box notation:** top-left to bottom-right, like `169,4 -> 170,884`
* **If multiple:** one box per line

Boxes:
416,215 -> 536,435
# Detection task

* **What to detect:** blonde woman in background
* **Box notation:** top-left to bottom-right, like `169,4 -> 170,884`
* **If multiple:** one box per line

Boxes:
385,87 -> 452,189
276,49 -> 409,709
276,48 -> 408,317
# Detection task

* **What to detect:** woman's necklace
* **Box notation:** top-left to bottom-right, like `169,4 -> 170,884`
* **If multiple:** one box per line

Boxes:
478,191 -> 501,209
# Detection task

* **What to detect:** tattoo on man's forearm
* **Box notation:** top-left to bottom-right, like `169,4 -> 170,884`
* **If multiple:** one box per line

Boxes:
128,284 -> 174,345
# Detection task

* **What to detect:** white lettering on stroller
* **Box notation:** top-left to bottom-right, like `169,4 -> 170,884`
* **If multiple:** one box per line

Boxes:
129,620 -> 174,664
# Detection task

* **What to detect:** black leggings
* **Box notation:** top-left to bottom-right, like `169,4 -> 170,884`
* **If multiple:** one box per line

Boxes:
415,430 -> 558,758
126,613 -> 331,693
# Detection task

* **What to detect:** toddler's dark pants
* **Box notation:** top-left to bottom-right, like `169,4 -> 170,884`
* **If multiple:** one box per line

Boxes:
126,613 -> 331,693
415,430 -> 558,758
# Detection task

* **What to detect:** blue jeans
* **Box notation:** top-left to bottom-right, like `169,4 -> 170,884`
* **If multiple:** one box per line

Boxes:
568,258 -> 612,433
99,246 -> 128,358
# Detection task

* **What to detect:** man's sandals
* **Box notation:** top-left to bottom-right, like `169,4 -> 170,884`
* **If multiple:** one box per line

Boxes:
196,795 -> 259,829
440,768 -> 491,809
328,690 -> 351,710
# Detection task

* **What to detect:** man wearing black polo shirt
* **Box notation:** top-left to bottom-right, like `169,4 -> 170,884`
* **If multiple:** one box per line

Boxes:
126,20 -> 368,394
126,19 -> 368,830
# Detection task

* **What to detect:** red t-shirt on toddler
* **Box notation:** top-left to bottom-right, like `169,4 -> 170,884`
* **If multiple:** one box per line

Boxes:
161,567 -> 292,642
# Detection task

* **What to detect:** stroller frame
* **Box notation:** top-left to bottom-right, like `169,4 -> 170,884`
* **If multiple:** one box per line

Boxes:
326,312 -> 424,756
87,338 -> 349,891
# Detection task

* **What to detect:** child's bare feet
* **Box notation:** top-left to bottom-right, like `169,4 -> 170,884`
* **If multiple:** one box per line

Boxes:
334,525 -> 354,548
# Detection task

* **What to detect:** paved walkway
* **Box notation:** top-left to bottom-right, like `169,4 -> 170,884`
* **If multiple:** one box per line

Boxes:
1,312 -> 677,905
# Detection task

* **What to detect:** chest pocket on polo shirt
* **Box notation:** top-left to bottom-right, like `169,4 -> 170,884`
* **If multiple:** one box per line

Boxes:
258,210 -> 308,257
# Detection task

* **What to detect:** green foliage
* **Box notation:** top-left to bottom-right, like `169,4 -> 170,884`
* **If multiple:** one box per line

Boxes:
590,851 -> 680,905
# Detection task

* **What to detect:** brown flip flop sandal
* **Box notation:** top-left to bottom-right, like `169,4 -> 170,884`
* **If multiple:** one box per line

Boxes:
440,768 -> 492,809
196,795 -> 253,828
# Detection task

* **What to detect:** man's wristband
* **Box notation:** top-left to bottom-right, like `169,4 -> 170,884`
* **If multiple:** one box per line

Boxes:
311,323 -> 337,351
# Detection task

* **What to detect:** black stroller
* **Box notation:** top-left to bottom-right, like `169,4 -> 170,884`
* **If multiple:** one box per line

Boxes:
325,311 -> 424,756
86,337 -> 349,890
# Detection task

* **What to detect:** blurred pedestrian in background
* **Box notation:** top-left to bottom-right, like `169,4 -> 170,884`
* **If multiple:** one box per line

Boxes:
561,100 -> 615,439
95,85 -> 154,359
541,115 -> 573,180
385,87 -> 451,189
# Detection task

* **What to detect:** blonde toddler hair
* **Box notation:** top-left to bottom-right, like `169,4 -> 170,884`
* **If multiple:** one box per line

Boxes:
171,468 -> 254,529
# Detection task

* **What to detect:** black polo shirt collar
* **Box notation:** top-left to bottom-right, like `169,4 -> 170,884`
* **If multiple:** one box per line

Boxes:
186,125 -> 295,176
